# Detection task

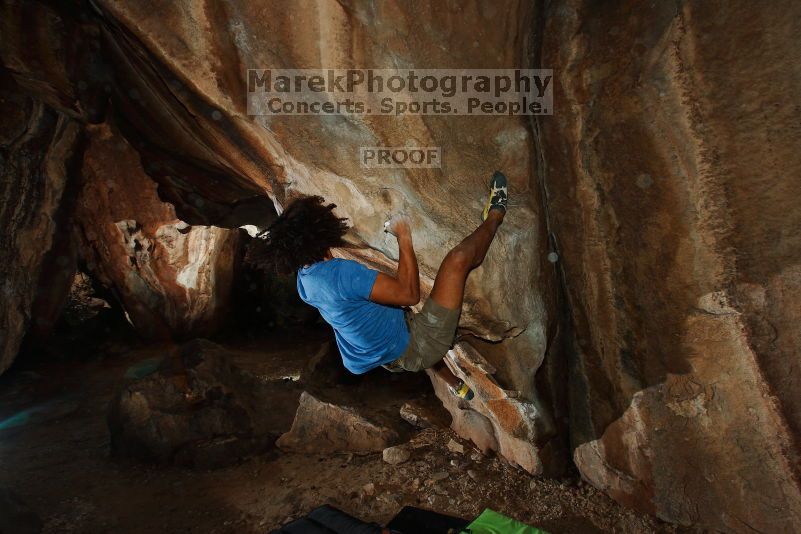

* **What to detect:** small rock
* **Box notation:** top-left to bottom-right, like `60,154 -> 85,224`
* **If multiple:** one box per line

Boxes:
431,471 -> 449,482
470,451 -> 483,462
362,483 -> 375,496
447,439 -> 465,454
380,493 -> 400,506
382,445 -> 411,465
427,494 -> 448,508
467,469 -> 478,481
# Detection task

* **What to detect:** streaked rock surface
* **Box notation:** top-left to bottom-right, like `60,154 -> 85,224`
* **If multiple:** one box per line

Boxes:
76,124 -> 240,339
540,0 -> 801,530
0,74 -> 82,373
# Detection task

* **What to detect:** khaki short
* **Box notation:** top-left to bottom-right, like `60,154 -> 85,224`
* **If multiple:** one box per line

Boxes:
383,298 -> 461,373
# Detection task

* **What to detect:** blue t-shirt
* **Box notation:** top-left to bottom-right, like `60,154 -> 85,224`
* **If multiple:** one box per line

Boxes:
296,258 -> 410,374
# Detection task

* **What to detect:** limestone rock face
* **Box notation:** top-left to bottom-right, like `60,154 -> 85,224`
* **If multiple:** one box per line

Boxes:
76,124 -> 240,339
68,0 -> 561,468
540,1 -> 801,531
277,391 -> 399,454
0,0 -> 562,471
0,75 -> 82,373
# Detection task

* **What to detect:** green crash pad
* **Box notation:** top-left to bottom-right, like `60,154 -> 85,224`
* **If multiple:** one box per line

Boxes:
461,509 -> 550,534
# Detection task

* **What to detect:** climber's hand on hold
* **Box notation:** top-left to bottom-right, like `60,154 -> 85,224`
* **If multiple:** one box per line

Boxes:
384,214 -> 412,241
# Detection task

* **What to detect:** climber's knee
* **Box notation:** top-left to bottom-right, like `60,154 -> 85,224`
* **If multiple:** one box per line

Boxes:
443,245 -> 473,273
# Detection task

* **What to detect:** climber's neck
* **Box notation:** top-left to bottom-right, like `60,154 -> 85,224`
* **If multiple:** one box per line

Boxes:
303,250 -> 333,270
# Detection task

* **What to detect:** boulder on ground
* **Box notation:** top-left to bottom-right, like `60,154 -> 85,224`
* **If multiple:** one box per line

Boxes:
108,339 -> 292,467
277,391 -> 399,454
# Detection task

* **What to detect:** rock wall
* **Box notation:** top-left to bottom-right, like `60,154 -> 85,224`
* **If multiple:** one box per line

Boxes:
0,0 -> 244,354
67,0 -> 562,469
91,0 -> 556,396
76,123 -> 241,339
1,1 -> 564,473
539,0 -> 801,530
0,74 -> 82,373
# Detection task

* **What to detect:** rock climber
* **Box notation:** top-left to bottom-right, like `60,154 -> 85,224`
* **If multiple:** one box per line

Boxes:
246,172 -> 508,400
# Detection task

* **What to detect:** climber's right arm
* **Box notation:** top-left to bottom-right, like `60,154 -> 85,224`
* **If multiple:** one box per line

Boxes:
369,219 -> 420,307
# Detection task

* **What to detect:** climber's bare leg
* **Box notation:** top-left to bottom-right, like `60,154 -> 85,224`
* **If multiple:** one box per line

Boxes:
426,173 -> 507,400
427,212 -> 504,391
429,209 -> 505,311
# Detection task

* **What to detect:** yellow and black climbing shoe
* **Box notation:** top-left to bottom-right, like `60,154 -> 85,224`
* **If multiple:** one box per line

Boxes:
451,379 -> 475,401
482,170 -> 508,221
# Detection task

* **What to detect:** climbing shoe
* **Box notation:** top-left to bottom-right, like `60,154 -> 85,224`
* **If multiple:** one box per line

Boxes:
482,170 -> 508,221
451,379 -> 475,401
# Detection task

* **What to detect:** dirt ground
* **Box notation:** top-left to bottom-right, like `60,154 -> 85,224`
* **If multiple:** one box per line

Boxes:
0,330 -> 699,534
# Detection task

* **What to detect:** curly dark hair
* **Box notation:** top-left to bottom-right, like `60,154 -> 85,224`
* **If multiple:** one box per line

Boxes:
244,196 -> 350,275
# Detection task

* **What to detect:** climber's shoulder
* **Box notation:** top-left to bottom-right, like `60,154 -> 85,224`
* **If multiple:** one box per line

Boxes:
298,258 -> 377,301
326,257 -> 374,275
